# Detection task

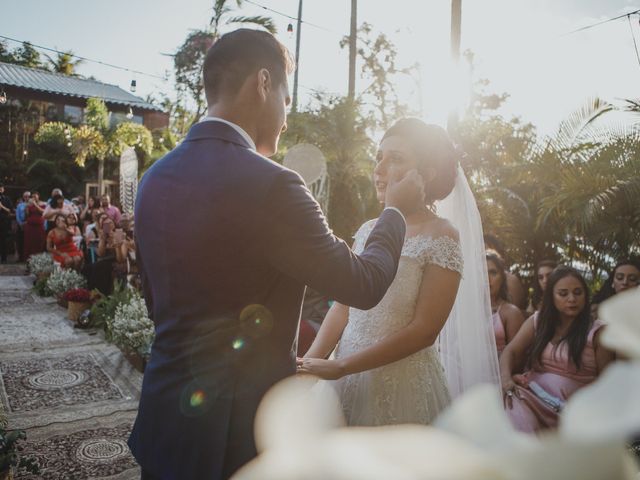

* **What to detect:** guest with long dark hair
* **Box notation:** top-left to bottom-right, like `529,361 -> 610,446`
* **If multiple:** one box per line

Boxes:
47,213 -> 84,270
592,259 -> 640,319
526,259 -> 558,316
500,266 -> 614,433
487,250 -> 525,356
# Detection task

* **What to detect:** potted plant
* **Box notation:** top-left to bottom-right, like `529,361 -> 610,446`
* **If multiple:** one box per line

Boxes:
63,288 -> 93,323
26,253 -> 54,282
107,291 -> 154,372
46,267 -> 87,307
0,427 -> 39,479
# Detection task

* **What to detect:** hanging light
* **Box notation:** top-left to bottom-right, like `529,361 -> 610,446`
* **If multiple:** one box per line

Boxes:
66,141 -> 72,147
0,89 -> 7,104
287,23 -> 294,38
130,79 -> 137,92
126,107 -> 134,119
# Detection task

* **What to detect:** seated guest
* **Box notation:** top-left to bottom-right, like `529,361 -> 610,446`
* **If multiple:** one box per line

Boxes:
44,193 -> 75,231
500,266 -> 614,433
80,196 -> 102,226
66,213 -> 83,250
487,251 -> 525,356
46,213 -> 83,270
526,260 -> 557,316
484,234 -> 527,311
592,259 -> 640,319
100,195 -> 122,226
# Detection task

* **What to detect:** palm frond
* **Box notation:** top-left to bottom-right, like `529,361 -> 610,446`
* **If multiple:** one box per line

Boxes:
553,97 -> 613,148
226,15 -> 277,33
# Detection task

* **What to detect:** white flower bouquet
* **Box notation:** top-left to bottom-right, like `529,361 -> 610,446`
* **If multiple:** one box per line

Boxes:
46,266 -> 87,297
27,253 -> 55,276
107,292 -> 155,355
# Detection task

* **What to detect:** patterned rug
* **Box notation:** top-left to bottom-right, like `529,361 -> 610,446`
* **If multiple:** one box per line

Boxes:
17,411 -> 139,479
0,275 -> 143,478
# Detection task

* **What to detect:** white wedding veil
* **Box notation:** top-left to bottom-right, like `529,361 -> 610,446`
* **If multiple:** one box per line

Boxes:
435,164 -> 502,398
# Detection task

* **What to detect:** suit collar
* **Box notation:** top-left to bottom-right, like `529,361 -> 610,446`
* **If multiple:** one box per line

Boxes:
184,120 -> 254,150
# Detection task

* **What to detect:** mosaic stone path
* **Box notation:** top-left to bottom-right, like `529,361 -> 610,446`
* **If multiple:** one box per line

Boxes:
0,269 -> 142,479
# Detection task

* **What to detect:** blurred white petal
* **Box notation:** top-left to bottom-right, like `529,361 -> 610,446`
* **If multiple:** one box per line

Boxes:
560,361 -> 640,441
599,288 -> 640,359
435,384 -> 535,452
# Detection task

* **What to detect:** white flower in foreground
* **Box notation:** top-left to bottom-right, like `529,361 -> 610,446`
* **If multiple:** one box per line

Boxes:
599,288 -> 640,359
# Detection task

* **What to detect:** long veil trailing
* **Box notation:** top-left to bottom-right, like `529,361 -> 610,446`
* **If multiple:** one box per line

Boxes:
436,164 -> 502,398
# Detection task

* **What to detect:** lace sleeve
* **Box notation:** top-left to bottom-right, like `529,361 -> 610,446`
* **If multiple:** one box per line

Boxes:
423,235 -> 463,274
351,219 -> 377,254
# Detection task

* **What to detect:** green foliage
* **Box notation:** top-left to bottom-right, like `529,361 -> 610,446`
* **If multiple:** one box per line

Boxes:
45,50 -> 83,76
71,125 -> 107,166
34,121 -> 71,145
109,122 -> 154,158
46,267 -> 87,297
0,426 -> 40,475
85,98 -> 109,133
174,30 -> 216,119
33,276 -> 53,297
89,281 -> 134,334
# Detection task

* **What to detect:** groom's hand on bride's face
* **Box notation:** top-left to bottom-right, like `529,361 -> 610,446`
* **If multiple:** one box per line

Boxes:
385,168 -> 425,217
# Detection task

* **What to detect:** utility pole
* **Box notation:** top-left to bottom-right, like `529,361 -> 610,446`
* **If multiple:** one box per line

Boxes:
291,0 -> 303,112
348,0 -> 357,101
448,0 -> 462,134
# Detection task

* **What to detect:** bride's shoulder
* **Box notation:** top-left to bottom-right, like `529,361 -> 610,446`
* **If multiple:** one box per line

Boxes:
353,218 -> 378,239
421,217 -> 459,243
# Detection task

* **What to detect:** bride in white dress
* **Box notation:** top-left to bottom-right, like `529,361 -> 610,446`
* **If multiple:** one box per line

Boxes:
298,119 -> 500,426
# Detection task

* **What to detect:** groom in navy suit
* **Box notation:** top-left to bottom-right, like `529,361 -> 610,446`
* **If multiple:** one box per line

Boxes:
129,28 -> 423,479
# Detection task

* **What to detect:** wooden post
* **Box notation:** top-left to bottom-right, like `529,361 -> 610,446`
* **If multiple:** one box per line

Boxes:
292,0 -> 303,112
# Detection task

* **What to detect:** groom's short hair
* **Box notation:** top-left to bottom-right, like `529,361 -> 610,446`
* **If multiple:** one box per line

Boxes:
203,28 -> 294,104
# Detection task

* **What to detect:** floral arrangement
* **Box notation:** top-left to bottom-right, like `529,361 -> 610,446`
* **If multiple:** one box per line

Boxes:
46,266 -> 87,297
26,253 -> 54,275
0,426 -> 39,476
107,291 -> 154,355
63,288 -> 92,303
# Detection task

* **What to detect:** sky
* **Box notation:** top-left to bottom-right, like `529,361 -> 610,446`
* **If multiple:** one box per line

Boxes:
2,0 -> 639,134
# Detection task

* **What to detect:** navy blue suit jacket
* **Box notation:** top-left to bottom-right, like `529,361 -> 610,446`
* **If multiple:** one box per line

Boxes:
128,120 -> 406,479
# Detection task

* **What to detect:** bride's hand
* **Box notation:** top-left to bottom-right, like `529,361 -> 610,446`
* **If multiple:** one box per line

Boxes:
296,357 -> 345,380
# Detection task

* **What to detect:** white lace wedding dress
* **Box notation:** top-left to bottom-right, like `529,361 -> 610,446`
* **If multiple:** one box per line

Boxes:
332,219 -> 464,426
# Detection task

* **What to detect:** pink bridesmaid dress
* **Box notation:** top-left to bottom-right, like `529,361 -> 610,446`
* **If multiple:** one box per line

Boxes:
507,318 -> 604,433
493,305 -> 506,356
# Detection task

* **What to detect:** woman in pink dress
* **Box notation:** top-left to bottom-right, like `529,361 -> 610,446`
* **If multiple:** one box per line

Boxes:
486,251 -> 524,356
500,266 -> 615,433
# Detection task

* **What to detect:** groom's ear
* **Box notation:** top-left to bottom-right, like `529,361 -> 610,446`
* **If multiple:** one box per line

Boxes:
256,68 -> 272,102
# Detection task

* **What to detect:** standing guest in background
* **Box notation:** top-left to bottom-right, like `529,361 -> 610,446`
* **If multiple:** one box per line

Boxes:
487,250 -> 525,356
592,259 -> 640,319
526,260 -> 558,316
47,213 -> 83,270
23,192 -> 46,260
500,266 -> 614,433
101,195 -> 121,226
15,191 -> 30,262
484,234 -> 527,311
44,193 -> 75,226
0,184 -> 14,264
80,196 -> 102,226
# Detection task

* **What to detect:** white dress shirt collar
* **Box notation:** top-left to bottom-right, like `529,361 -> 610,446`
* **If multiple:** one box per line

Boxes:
200,116 -> 256,151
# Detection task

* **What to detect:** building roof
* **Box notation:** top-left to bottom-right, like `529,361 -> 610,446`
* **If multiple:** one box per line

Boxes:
0,61 -> 162,112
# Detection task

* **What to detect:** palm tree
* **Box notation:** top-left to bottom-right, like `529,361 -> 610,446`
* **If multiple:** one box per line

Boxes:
45,51 -> 83,76
209,0 -> 276,38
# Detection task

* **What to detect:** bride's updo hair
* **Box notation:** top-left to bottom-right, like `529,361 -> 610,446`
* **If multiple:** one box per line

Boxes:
381,118 -> 460,203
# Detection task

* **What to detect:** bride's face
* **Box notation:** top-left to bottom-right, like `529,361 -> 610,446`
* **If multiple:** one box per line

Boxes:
373,135 -> 419,203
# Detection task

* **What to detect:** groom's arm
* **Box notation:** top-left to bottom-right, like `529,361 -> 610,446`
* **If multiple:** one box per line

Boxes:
265,169 -> 405,310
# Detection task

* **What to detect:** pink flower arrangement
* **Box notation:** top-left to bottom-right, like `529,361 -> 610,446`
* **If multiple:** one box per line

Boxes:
63,288 -> 92,303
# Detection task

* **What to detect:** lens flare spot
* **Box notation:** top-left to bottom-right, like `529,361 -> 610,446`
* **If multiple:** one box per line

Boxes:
190,390 -> 206,408
240,304 -> 274,338
232,338 -> 245,350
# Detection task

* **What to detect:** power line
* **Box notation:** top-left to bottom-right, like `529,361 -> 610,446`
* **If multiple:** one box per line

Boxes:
0,35 -> 168,81
562,8 -> 640,36
244,0 -> 336,32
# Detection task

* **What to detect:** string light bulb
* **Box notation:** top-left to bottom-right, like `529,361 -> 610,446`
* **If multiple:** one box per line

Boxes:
130,79 -> 137,92
126,107 -> 134,119
0,89 -> 7,104
287,23 -> 294,38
